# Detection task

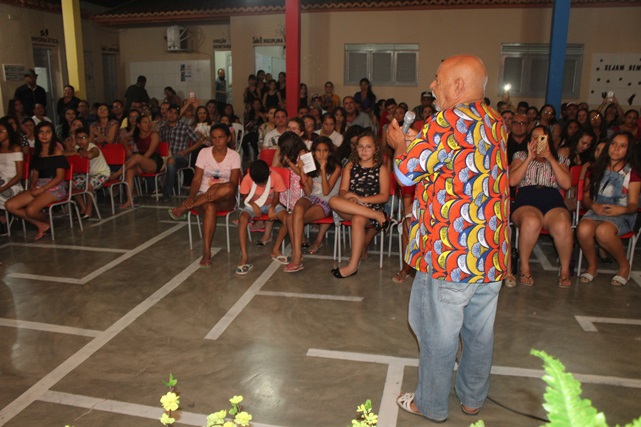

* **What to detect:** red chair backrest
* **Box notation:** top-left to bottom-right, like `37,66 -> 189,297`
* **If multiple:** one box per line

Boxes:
259,149 -> 277,166
64,164 -> 74,181
101,144 -> 126,166
570,165 -> 582,187
157,141 -> 170,157
67,154 -> 90,174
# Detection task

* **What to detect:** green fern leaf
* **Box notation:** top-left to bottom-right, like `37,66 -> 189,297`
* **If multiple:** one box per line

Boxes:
531,349 -> 608,427
468,421 -> 485,427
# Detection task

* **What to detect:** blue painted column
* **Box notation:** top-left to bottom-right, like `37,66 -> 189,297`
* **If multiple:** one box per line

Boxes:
546,0 -> 571,113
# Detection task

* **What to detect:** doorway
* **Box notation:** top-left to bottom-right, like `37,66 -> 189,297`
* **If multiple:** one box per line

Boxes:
102,53 -> 119,104
214,50 -> 232,104
33,45 -> 60,124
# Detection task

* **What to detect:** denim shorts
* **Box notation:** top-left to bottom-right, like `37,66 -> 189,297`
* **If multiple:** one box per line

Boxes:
581,210 -> 636,236
241,203 -> 285,218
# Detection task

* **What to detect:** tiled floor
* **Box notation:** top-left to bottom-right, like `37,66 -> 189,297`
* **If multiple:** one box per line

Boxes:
1,198 -> 640,427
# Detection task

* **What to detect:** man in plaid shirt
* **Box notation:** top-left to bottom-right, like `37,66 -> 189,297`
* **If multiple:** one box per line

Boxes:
159,104 -> 203,199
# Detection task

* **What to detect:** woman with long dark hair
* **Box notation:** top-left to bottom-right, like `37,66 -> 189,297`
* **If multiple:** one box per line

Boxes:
353,78 -> 376,114
577,131 -> 640,286
0,118 -> 25,234
6,122 -> 68,240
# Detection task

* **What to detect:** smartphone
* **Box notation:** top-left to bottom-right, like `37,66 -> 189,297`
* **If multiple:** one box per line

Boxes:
536,135 -> 548,154
607,91 -> 614,99
189,91 -> 195,100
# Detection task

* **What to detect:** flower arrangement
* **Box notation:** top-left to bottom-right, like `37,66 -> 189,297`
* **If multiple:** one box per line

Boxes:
158,373 -> 252,427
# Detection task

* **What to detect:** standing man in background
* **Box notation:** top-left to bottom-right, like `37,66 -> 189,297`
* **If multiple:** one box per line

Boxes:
388,54 -> 509,423
215,68 -> 227,115
14,69 -> 47,117
124,75 -> 150,110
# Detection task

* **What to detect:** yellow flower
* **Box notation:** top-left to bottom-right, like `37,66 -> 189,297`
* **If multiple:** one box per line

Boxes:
160,412 -> 175,425
229,395 -> 243,405
206,410 -> 227,426
234,411 -> 253,426
160,392 -> 180,412
222,422 -> 235,427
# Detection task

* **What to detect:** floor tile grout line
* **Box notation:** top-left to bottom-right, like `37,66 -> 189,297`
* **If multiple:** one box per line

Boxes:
38,390 -> 285,427
0,318 -> 102,337
204,260 -> 281,340
575,315 -> 641,332
6,224 -> 186,285
256,291 -> 363,302
6,243 -> 129,253
0,255 -> 210,426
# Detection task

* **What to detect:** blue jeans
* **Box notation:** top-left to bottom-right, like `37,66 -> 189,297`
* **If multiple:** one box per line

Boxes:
164,155 -> 188,196
408,271 -> 501,420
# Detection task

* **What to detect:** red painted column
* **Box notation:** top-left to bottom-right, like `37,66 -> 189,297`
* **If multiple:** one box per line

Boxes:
285,0 -> 300,118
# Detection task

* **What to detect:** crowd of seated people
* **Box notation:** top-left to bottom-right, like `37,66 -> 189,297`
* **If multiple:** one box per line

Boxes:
3,70 -> 641,286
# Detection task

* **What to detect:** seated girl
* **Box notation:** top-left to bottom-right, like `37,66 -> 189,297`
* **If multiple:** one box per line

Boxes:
6,122 -> 69,240
0,118 -> 25,234
576,131 -> 640,286
285,136 -> 342,273
328,130 -> 390,279
263,131 -> 307,262
509,125 -> 573,287
168,124 -> 241,268
111,115 -> 163,208
68,127 -> 110,219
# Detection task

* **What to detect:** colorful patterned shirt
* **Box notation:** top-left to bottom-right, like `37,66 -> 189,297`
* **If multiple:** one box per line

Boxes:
394,102 -> 509,283
159,121 -> 200,159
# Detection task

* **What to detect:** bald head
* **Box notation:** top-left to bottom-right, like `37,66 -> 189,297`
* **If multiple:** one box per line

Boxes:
430,54 -> 487,111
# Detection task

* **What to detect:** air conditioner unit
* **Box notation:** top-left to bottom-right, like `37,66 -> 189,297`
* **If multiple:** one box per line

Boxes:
167,26 -> 188,52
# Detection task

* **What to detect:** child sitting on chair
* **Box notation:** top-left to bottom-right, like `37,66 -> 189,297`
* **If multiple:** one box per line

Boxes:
236,159 -> 287,275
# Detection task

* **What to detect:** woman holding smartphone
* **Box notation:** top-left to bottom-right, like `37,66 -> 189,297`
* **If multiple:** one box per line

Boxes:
509,125 -> 573,287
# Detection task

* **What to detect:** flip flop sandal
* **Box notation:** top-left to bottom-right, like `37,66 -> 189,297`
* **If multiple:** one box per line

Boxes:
199,258 -> 212,269
519,273 -> 534,286
272,255 -> 290,264
460,404 -> 480,416
392,270 -> 409,284
396,393 -> 447,423
255,238 -> 273,246
611,275 -> 629,287
284,263 -> 304,273
504,274 -> 517,288
579,272 -> 597,284
308,243 -> 324,255
167,208 -> 186,221
558,276 -> 572,288
235,264 -> 254,275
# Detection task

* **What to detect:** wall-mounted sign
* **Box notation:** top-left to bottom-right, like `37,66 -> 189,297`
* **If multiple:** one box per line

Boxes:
3,64 -> 26,82
589,53 -> 641,106
212,37 -> 231,50
31,28 -> 58,45
101,44 -> 120,53
252,35 -> 285,46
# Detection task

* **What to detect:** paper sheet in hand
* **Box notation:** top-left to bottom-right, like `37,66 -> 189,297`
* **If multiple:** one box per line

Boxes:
300,152 -> 316,174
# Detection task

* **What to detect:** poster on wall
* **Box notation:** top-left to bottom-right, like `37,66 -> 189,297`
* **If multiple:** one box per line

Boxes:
180,64 -> 192,82
3,64 -> 26,82
589,53 -> 641,106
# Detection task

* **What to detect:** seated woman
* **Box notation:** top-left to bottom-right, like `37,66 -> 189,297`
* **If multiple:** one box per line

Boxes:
168,124 -> 241,268
576,131 -> 640,286
6,122 -> 69,240
558,128 -> 596,211
0,118 -> 25,234
285,137 -> 341,273
112,115 -> 163,209
116,109 -> 141,153
328,130 -> 390,279
90,103 -> 119,146
509,125 -> 573,287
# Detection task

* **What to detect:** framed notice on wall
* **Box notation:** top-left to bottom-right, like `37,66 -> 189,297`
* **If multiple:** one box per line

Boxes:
3,64 -> 26,82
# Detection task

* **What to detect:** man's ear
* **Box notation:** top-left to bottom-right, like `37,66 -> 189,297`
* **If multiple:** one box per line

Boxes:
453,77 -> 464,97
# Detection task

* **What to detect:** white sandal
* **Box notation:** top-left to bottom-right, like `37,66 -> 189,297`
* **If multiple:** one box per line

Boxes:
579,272 -> 597,284
396,393 -> 447,423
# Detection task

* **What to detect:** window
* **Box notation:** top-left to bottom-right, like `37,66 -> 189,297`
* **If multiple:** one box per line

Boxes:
500,43 -> 584,98
344,44 -> 418,87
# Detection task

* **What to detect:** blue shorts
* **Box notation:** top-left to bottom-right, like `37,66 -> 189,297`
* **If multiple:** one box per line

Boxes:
581,210 -> 636,236
241,203 -> 285,218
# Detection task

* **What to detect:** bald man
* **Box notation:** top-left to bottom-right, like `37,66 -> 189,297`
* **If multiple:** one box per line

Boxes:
388,54 -> 509,422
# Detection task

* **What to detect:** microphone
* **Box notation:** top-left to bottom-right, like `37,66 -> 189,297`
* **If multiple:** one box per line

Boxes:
401,111 -> 416,134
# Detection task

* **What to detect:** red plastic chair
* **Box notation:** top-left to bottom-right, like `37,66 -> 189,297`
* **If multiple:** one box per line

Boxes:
5,155 -> 30,237
137,141 -> 170,200
258,148 -> 277,166
101,144 -> 133,215
45,165 -> 83,241
67,154 -> 102,220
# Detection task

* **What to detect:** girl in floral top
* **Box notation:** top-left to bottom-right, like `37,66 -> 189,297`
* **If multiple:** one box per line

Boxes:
509,125 -> 573,288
